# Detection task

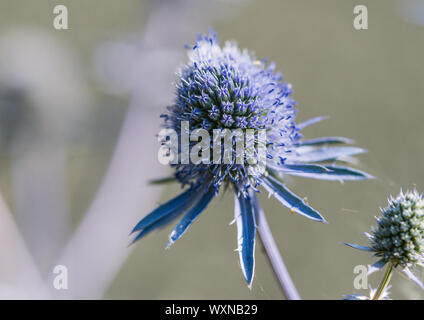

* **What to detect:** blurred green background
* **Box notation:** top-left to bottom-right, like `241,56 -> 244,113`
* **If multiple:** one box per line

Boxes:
0,0 -> 423,299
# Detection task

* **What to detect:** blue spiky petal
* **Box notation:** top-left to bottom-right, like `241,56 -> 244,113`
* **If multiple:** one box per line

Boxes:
234,190 -> 257,287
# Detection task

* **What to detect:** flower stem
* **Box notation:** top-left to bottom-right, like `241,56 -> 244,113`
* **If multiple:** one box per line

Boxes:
372,262 -> 393,300
257,208 -> 301,300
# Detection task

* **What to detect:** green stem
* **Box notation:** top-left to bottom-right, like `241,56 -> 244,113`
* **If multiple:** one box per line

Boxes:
372,263 -> 393,300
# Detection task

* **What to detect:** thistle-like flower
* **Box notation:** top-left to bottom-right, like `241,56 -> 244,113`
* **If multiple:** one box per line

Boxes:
346,189 -> 424,290
131,30 -> 372,287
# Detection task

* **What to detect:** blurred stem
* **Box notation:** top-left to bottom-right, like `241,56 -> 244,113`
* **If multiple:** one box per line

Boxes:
372,262 -> 393,300
0,193 -> 50,298
257,208 -> 301,300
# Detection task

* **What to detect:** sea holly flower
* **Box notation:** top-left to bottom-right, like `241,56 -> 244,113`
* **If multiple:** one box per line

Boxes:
131,30 -> 372,287
346,189 -> 424,292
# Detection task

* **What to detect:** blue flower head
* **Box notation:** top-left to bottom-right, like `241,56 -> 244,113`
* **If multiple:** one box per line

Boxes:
346,189 -> 424,290
132,30 -> 373,288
